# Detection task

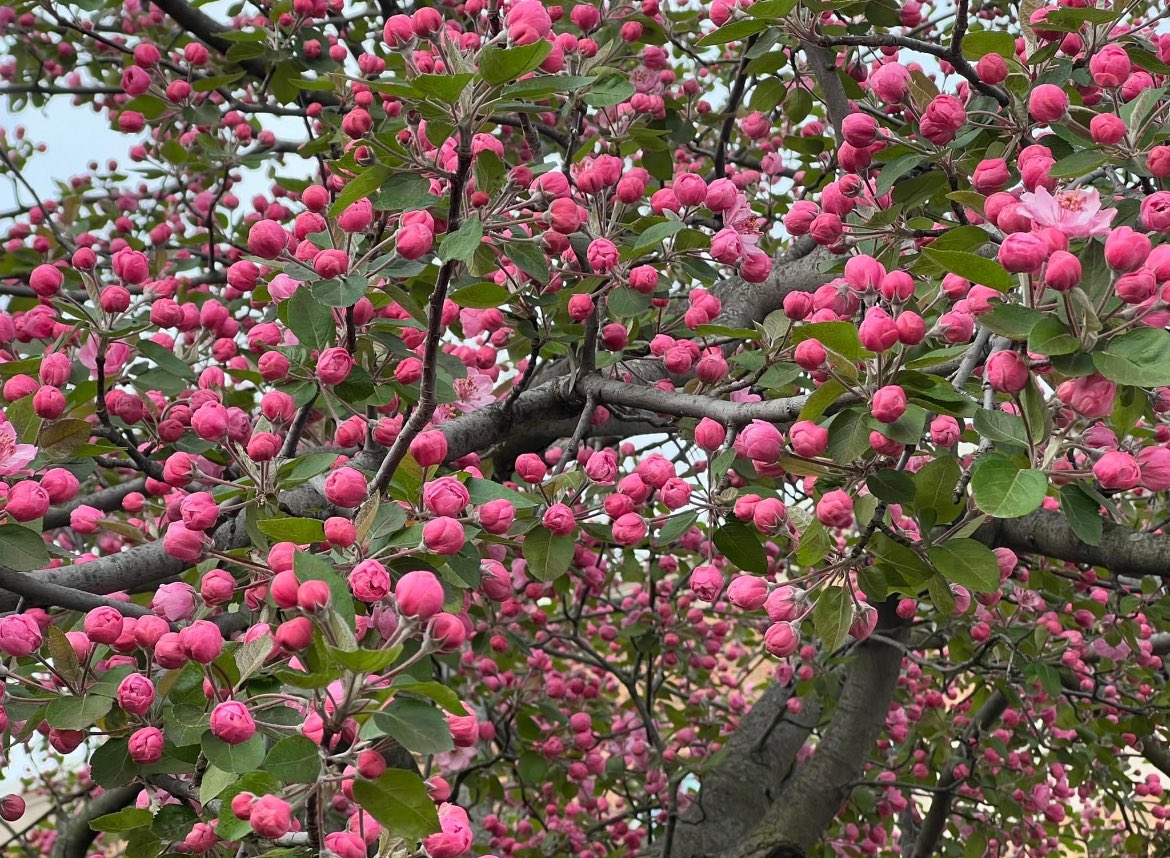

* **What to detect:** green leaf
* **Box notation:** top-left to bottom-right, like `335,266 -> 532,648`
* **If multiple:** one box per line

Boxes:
792,322 -> 868,361
438,216 -> 483,264
294,551 -> 356,635
313,275 -> 368,309
328,165 -> 393,217
392,680 -> 468,715
91,808 -> 153,833
978,301 -> 1043,339
46,695 -> 113,730
630,220 -> 685,256
1049,150 -> 1108,180
451,282 -> 509,309
137,339 -> 196,380
713,521 -> 768,573
467,478 -> 538,508
583,74 -> 636,107
264,735 -> 321,784
257,517 -> 326,543
961,29 -> 1017,59
826,410 -> 873,466
913,455 -> 963,522
867,470 -> 917,505
696,17 -> 769,45
283,288 -> 335,353
503,240 -> 549,282
277,450 -> 337,485
233,635 -> 273,687
373,698 -> 455,755
922,248 -> 1014,291
1060,482 -> 1103,546
813,586 -> 852,651
201,733 -> 267,774
970,454 -> 1047,518
45,626 -> 82,686
1028,316 -> 1080,356
91,739 -> 136,788
199,764 -> 238,804
0,523 -> 50,571
503,75 -> 595,98
929,538 -> 1000,592
40,418 -> 94,456
973,409 -> 1029,448
479,42 -> 553,86
352,770 -> 441,839
1092,328 -> 1170,387
796,520 -> 832,566
329,645 -> 402,673
524,527 -> 574,581
375,173 -> 436,212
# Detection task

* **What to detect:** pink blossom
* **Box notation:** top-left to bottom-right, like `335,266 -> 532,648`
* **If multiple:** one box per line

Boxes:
0,419 -> 36,476
1019,186 -> 1115,238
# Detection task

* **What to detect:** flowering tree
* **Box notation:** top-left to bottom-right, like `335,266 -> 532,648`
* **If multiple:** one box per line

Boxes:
4,0 -> 1170,857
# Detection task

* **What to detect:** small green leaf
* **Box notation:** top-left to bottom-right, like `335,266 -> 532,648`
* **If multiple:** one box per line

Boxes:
201,733 -> 266,774
923,248 -> 1014,291
373,698 -> 455,755
1092,328 -> 1170,387
438,216 -> 484,264
973,410 -> 1029,448
929,538 -> 1000,592
257,517 -> 326,543
524,527 -> 574,581
282,288 -> 335,353
91,808 -> 154,833
328,165 -> 393,217
1060,482 -> 1103,546
479,42 -> 553,86
312,275 -> 368,309
0,523 -> 50,571
352,771 -> 440,839
867,470 -> 917,505
264,735 -> 321,784
46,694 -> 113,730
583,74 -> 636,107
713,522 -> 768,574
392,680 -> 468,715
813,586 -> 852,651
1028,316 -> 1080,356
970,454 -> 1047,518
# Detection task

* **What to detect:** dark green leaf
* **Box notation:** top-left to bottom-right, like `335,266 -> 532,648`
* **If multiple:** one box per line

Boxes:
328,165 -> 393,217
813,586 -> 852,651
438,216 -> 483,264
929,538 -> 1000,592
0,523 -> 50,571
524,527 -> 574,581
922,248 -> 1014,291
45,695 -> 113,730
1092,328 -> 1170,387
264,735 -> 321,784
479,43 -> 553,86
352,771 -> 440,839
1060,483 -> 1103,546
970,454 -> 1047,518
283,288 -> 335,353
373,698 -> 454,755
201,733 -> 266,774
713,521 -> 768,573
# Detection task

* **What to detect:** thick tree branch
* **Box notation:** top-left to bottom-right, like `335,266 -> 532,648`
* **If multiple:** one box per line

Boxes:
50,786 -> 139,858
725,604 -> 909,858
672,686 -> 821,858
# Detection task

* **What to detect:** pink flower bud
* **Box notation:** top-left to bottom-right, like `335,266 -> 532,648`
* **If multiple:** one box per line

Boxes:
423,516 -> 465,555
728,576 -> 768,610
210,700 -> 256,745
789,420 -> 829,457
871,385 -> 907,423
733,419 -> 782,462
986,351 -> 1030,393
83,606 -> 124,646
1104,226 -> 1151,272
689,565 -> 725,601
129,726 -> 165,763
763,621 -> 799,657
316,347 -> 355,385
395,570 -> 445,618
410,430 -> 448,466
817,489 -> 854,528
117,673 -> 155,715
1093,450 -> 1141,490
250,795 -> 293,839
1044,250 -> 1081,291
1029,84 -> 1068,123
324,467 -> 367,508
247,219 -> 288,259
998,232 -> 1049,273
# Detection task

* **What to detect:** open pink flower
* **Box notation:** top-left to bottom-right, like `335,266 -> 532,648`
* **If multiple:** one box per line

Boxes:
1020,186 -> 1115,238
452,372 -> 494,412
724,192 -> 763,249
0,420 -> 36,476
